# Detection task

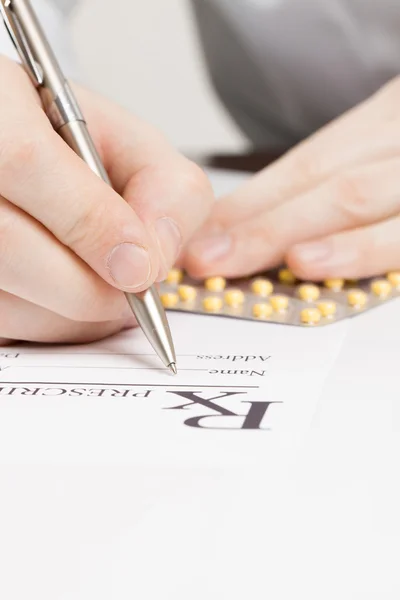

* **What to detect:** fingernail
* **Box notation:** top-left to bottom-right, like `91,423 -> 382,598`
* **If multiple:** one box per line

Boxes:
107,243 -> 151,289
155,217 -> 182,280
188,233 -> 232,264
292,240 -> 333,264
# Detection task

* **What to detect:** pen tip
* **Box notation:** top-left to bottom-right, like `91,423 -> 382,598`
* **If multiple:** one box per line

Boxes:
169,363 -> 178,375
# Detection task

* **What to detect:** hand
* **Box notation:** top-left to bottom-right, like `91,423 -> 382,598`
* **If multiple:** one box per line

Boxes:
0,56 -> 213,345
183,77 -> 400,282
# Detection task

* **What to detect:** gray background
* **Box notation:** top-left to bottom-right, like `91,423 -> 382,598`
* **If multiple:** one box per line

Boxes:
70,0 -> 245,152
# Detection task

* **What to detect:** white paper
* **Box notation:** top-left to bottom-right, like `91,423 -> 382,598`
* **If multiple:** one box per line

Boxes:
0,311 -> 348,467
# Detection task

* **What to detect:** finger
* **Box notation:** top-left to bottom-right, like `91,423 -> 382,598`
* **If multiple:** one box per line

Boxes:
0,196 -> 129,322
287,216 -> 400,280
191,77 -> 400,235
0,292 -> 133,344
122,160 -> 214,281
76,86 -> 214,280
0,59 -> 159,293
185,157 -> 400,278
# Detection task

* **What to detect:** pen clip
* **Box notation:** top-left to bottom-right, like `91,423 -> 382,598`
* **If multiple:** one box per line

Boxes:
0,0 -> 43,85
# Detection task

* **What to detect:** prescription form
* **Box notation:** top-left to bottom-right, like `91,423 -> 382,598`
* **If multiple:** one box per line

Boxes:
0,169 -> 399,599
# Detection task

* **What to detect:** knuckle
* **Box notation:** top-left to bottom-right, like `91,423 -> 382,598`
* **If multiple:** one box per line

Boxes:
334,174 -> 370,223
180,161 -> 214,202
60,196 -> 110,252
289,148 -> 321,188
0,132 -> 44,184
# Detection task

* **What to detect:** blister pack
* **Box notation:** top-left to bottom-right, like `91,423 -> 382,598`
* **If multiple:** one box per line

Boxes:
159,268 -> 400,326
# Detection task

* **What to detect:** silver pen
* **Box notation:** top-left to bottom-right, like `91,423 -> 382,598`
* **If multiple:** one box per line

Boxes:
0,0 -> 177,374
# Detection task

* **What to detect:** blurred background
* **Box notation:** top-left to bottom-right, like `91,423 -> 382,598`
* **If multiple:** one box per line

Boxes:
70,0 -> 245,153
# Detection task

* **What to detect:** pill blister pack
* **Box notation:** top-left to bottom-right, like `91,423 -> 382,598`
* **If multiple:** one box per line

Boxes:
159,268 -> 400,327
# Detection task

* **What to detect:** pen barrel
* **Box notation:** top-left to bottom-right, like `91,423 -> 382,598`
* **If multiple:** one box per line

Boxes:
60,120 -> 177,369
41,82 -> 85,132
59,120 -> 111,183
126,288 -> 177,369
10,0 -> 69,94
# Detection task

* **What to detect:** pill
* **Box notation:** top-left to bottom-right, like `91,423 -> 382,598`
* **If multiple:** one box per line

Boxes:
347,289 -> 368,308
387,271 -> 400,288
370,279 -> 392,298
160,292 -> 179,308
224,289 -> 245,307
251,278 -> 274,297
166,268 -> 183,285
178,285 -> 197,302
324,278 -> 344,291
252,303 -> 273,319
300,307 -> 321,325
270,294 -> 289,312
297,283 -> 320,302
202,296 -> 223,312
317,300 -> 337,317
278,268 -> 296,285
204,276 -> 226,292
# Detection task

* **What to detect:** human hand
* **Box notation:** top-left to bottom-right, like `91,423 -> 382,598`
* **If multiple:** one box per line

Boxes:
184,77 -> 400,282
0,56 -> 213,344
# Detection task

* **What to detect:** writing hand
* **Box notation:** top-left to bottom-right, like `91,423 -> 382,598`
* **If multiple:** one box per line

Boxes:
0,57 -> 213,344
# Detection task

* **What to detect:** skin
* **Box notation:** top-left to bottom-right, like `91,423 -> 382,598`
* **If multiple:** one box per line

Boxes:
184,76 -> 400,283
0,56 -> 213,344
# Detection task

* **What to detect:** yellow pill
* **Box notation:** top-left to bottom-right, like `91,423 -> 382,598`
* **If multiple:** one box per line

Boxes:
166,268 -> 183,285
202,296 -> 223,312
387,271 -> 400,288
251,278 -> 274,297
317,300 -> 337,318
270,294 -> 289,312
324,278 -> 344,291
204,276 -> 226,292
347,289 -> 368,308
178,285 -> 197,302
224,289 -> 245,307
300,307 -> 321,325
278,268 -> 296,285
370,279 -> 392,298
160,293 -> 179,308
252,303 -> 273,319
297,283 -> 320,302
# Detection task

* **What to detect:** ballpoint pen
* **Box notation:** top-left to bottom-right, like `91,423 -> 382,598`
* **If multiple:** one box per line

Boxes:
0,0 -> 177,374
